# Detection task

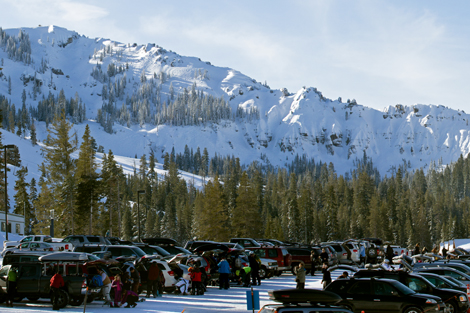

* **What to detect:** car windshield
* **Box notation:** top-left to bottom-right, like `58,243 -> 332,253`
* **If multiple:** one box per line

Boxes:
391,280 -> 415,295
444,276 -> 466,287
131,247 -> 146,258
153,246 -> 171,256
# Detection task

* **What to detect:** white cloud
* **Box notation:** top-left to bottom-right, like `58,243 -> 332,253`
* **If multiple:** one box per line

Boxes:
4,0 -> 108,23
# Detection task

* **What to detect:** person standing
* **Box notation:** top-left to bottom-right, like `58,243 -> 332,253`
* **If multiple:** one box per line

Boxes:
147,261 -> 162,298
295,263 -> 306,289
320,248 -> 329,265
310,250 -> 317,276
98,268 -> 112,307
111,274 -> 123,308
359,244 -> 366,264
6,267 -> 17,308
50,268 -> 64,310
386,245 -> 394,263
413,243 -> 420,256
248,252 -> 261,286
130,267 -> 140,295
218,256 -> 231,290
321,263 -> 331,290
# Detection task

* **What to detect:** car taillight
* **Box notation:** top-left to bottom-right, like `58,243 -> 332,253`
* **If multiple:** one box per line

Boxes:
353,250 -> 358,253
82,279 -> 87,288
65,244 -> 69,250
242,263 -> 248,267
406,251 -> 409,256
49,248 -> 54,251
168,271 -> 174,276
343,253 -> 347,256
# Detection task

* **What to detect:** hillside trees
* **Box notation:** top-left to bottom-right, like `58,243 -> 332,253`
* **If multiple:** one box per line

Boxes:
36,110 -> 76,236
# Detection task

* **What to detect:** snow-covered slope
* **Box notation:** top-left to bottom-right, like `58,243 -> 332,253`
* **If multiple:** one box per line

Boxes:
0,25 -> 469,178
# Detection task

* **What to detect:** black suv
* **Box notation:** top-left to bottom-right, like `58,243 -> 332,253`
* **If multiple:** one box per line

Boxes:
260,288 -> 353,313
354,270 -> 469,313
184,240 -> 218,252
326,277 -> 446,313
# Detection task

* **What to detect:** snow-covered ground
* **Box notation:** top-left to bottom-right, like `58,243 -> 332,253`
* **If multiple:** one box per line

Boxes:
0,270 -> 349,312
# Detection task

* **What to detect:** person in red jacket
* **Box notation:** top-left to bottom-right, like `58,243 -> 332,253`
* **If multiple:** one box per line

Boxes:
189,264 -> 203,295
50,268 -> 65,310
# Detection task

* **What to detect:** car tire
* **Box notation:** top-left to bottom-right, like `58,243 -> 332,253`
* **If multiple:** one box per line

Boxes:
259,266 -> 267,279
51,289 -> 70,309
446,301 -> 457,313
403,307 -> 422,313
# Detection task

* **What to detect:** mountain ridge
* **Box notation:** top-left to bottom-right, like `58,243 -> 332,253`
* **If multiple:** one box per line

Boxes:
0,25 -> 468,177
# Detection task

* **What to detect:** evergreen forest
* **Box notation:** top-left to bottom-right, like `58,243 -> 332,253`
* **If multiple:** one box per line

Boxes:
1,109 -> 469,251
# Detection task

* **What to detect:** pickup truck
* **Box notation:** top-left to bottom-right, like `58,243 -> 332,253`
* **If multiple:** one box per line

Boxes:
3,235 -> 73,252
0,253 -> 91,308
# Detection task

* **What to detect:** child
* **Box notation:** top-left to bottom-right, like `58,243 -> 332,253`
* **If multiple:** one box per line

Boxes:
111,274 -> 123,308
321,263 -> 331,290
189,265 -> 203,295
295,263 -> 306,289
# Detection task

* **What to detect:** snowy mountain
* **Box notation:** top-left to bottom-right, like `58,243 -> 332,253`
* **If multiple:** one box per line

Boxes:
0,25 -> 469,179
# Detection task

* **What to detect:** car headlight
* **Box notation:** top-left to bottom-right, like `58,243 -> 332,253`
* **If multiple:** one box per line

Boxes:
269,262 -> 276,266
459,295 -> 467,302
426,299 -> 437,304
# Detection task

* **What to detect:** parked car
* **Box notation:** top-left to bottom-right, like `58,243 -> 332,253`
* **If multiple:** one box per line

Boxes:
319,245 -> 339,266
413,266 -> 470,285
354,269 -> 469,313
246,246 -> 292,274
287,248 -> 314,274
133,243 -> 171,258
73,244 -> 107,254
183,240 -> 218,252
414,262 -> 470,276
418,272 -> 468,293
2,251 -> 51,266
261,288 -> 352,313
229,238 -> 262,248
383,244 -> 409,257
0,252 -> 93,307
3,235 -> 73,251
322,242 -> 360,265
62,235 -> 111,247
326,277 -> 446,313
2,242 -> 55,256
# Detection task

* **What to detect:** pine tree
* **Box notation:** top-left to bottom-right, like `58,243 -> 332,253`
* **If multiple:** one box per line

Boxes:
30,120 -> 37,146
38,110 -> 76,236
13,166 -> 32,234
232,172 -> 260,237
75,124 -> 99,235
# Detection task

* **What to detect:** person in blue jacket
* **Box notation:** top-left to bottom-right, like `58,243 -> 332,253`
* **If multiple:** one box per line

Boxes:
218,256 -> 231,290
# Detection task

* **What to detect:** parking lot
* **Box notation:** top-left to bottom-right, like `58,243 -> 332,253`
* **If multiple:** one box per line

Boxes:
0,270 -> 334,312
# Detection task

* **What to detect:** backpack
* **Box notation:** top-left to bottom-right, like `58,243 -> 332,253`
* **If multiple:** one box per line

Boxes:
90,274 -> 103,287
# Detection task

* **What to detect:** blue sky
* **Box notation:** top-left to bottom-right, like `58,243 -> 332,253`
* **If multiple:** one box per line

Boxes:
1,0 -> 469,112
